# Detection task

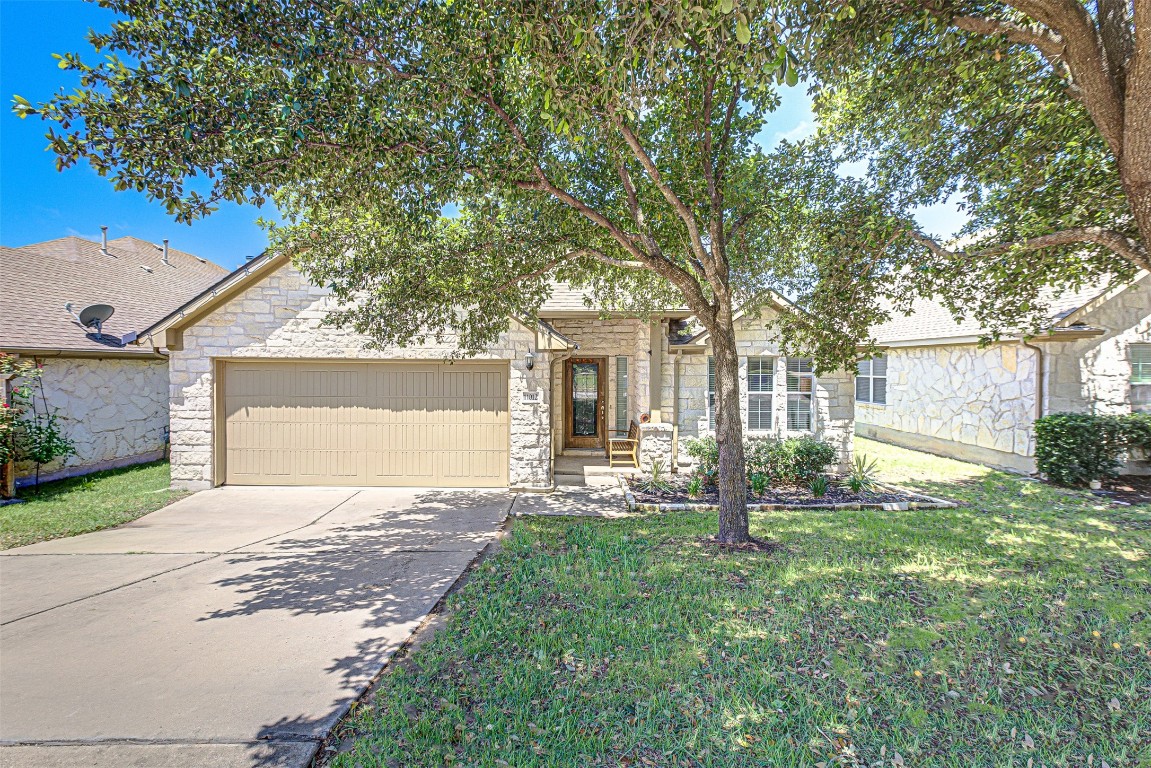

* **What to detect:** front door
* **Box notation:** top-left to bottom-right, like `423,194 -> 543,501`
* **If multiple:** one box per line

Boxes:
564,357 -> 606,450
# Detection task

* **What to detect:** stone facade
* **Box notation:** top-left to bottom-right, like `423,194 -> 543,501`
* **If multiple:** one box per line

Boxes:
168,262 -> 552,490
545,317 -> 650,447
15,356 -> 168,485
165,264 -> 858,488
663,309 -> 855,472
1046,275 -> 1151,417
857,274 -> 1151,474
857,343 -> 1039,473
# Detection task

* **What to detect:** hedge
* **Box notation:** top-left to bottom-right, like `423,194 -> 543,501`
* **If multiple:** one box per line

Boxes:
1034,412 -> 1151,486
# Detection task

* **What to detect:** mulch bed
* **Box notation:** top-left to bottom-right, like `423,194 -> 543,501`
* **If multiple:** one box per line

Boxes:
627,476 -> 922,507
1093,475 -> 1151,506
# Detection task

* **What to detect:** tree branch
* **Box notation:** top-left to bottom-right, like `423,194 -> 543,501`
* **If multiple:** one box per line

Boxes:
909,227 -> 1151,272
475,91 -> 714,312
614,119 -> 714,274
492,248 -> 642,295
950,14 -> 1064,58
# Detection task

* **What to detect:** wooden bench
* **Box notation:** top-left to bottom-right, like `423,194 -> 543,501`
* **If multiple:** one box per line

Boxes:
608,421 -> 640,468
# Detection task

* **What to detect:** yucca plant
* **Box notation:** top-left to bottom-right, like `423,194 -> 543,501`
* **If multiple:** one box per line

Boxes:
844,454 -> 881,494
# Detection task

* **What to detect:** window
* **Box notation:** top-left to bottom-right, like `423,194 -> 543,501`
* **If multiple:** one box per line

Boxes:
707,356 -> 716,429
747,357 -> 775,430
1132,344 -> 1151,413
856,355 -> 888,405
786,357 -> 814,431
615,357 -> 629,432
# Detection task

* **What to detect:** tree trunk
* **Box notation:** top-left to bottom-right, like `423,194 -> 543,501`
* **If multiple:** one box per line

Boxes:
1123,2 -> 1151,257
710,311 -> 750,544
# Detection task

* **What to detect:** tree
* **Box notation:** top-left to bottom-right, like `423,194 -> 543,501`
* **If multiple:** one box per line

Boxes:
790,0 -> 1151,335
15,0 -> 905,544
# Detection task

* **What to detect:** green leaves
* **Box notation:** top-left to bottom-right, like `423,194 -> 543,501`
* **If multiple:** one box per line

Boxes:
736,13 -> 751,44
11,95 -> 35,119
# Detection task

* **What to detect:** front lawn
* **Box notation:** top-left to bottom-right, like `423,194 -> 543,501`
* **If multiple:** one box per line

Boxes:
333,439 -> 1150,767
0,461 -> 187,549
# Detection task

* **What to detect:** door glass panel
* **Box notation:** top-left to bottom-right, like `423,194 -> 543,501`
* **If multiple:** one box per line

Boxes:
572,362 -> 599,437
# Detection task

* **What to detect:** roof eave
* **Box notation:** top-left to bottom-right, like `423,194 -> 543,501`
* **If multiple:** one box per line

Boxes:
134,251 -> 288,350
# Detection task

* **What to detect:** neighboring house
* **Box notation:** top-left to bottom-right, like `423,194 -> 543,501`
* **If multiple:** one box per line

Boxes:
1,233 -> 228,485
855,272 -> 1151,474
134,252 -> 855,490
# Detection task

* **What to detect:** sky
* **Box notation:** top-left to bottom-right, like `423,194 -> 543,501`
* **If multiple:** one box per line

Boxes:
1,0 -> 967,272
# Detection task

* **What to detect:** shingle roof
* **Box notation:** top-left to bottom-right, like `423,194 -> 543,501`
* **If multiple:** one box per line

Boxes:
870,277 -> 1116,345
537,281 -> 690,315
1,235 -> 229,355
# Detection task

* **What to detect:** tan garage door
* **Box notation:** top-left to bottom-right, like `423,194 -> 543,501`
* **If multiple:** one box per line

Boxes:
220,361 -> 509,487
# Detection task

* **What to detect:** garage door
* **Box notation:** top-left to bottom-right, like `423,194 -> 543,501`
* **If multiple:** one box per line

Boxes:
220,361 -> 509,487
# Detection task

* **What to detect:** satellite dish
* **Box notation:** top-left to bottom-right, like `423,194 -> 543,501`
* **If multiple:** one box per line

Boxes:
78,304 -> 115,338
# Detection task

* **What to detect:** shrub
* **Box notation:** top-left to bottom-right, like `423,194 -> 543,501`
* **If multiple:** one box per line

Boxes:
774,436 -> 838,485
744,438 -> 776,480
683,436 -> 719,486
684,434 -> 838,489
1034,413 -> 1129,486
1123,413 -> 1151,453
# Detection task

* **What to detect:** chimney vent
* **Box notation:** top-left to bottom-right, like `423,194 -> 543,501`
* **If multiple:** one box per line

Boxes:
100,226 -> 109,255
162,239 -> 171,266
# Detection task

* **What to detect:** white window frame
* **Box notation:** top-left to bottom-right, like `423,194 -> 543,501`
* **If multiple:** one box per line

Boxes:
614,356 -> 629,433
786,357 -> 815,432
707,356 -> 716,430
746,356 -> 775,432
856,354 -> 888,405
1132,344 -> 1151,413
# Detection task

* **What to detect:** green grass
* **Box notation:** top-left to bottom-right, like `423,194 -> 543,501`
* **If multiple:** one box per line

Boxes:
334,439 -> 1151,767
0,461 -> 187,549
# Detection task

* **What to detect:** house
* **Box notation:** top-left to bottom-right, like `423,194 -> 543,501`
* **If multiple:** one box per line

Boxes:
855,272 -> 1151,474
1,233 -> 228,485
134,252 -> 855,490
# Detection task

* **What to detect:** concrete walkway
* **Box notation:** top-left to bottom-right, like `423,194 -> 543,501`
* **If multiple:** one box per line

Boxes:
0,487 -> 513,768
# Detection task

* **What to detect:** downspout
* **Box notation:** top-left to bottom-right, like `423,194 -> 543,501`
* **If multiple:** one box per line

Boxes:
548,349 -> 573,489
1019,338 -> 1045,421
1020,337 -> 1044,470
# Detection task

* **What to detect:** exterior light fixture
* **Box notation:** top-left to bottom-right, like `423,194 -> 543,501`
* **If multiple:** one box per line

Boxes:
525,351 -> 535,371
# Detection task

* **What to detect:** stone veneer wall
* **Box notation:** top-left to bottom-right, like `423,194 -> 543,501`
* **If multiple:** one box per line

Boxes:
544,317 -> 650,458
15,355 -> 168,485
856,343 -> 1039,473
663,310 -> 855,471
1045,275 -> 1151,475
1046,275 -> 1151,416
168,262 -> 552,490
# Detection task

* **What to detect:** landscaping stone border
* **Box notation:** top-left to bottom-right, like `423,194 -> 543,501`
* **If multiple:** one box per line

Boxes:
619,477 -> 957,513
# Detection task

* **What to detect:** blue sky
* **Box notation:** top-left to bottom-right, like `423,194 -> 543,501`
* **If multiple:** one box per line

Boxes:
2,0 -> 966,272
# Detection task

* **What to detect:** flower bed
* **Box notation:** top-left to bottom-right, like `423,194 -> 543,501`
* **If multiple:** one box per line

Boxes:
623,476 -> 956,512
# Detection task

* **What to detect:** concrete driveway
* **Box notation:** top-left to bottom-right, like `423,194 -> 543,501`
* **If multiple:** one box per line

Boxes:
0,487 -> 513,768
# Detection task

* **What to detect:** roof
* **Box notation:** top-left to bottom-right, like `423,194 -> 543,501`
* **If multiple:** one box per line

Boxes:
135,252 -> 578,353
1,235 -> 228,356
537,281 -> 691,317
870,277 -> 1120,346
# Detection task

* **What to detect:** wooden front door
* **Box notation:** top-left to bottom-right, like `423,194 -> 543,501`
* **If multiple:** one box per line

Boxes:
564,357 -> 607,450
